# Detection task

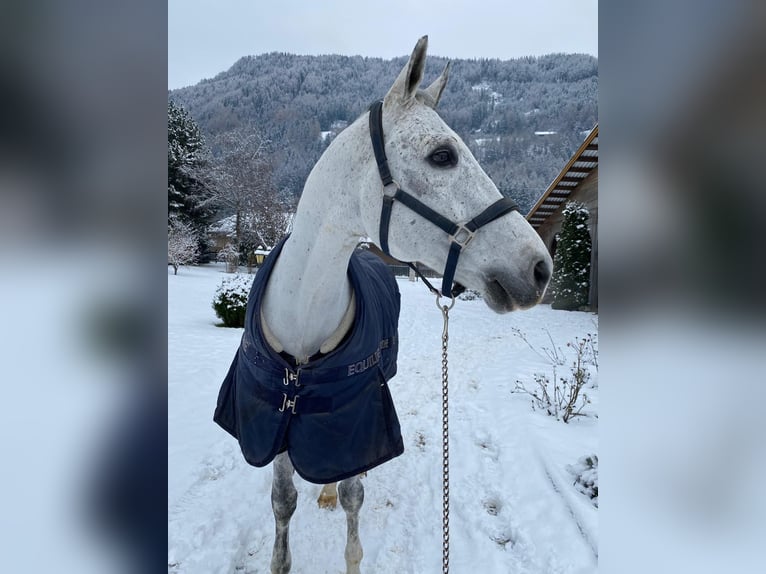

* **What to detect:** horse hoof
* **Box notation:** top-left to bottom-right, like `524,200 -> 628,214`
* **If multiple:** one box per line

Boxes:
317,492 -> 338,510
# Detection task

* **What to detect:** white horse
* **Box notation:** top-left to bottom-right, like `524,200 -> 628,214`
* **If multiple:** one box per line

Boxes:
253,37 -> 551,573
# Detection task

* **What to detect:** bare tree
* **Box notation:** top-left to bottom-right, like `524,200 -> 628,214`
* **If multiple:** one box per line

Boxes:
168,216 -> 200,275
200,126 -> 291,254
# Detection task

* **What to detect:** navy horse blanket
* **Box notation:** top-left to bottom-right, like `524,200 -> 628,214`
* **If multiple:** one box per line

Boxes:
214,238 -> 404,484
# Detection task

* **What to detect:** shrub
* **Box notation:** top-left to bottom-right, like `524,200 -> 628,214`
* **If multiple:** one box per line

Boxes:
212,274 -> 253,327
513,331 -> 597,423
550,202 -> 592,310
567,454 -> 598,507
514,369 -> 591,423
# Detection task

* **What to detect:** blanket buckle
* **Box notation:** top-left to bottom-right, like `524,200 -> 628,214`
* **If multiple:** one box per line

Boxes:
278,393 -> 299,414
283,368 -> 301,387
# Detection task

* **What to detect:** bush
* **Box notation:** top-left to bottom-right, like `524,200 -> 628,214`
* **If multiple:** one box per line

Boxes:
514,369 -> 591,423
551,202 -> 592,310
567,454 -> 598,507
212,274 -> 253,327
513,331 -> 597,423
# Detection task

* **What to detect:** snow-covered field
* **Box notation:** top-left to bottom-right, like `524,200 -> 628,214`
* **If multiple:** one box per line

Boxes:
169,263 -> 598,574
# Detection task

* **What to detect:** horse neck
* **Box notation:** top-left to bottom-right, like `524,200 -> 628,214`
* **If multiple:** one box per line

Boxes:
261,120 -> 371,361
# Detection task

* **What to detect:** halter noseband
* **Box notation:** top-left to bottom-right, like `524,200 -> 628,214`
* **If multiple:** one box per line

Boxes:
369,100 -> 519,298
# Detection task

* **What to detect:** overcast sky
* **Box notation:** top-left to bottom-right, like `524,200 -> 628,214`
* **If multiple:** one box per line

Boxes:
169,0 -> 598,89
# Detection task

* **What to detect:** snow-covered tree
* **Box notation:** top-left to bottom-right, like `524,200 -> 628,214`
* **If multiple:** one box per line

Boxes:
168,100 -> 216,262
202,127 -> 291,254
551,202 -> 592,310
169,101 -> 204,217
168,216 -> 200,275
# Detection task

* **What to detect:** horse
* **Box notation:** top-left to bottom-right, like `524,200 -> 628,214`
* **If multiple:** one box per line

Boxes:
214,36 -> 552,574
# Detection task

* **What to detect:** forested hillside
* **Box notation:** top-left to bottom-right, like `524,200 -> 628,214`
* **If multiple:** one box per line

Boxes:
169,52 -> 597,214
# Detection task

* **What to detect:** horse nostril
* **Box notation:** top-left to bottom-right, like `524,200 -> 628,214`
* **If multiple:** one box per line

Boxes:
533,259 -> 551,291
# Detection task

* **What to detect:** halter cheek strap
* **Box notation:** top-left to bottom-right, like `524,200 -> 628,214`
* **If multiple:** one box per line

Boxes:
369,100 -> 519,298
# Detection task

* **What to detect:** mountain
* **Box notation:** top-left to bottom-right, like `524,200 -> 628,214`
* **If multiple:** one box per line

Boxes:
169,52 -> 597,214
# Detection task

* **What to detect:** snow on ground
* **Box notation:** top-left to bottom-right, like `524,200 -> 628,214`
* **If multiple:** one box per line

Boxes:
169,263 -> 598,574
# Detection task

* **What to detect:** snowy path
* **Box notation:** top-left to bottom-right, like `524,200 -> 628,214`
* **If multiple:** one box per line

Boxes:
169,264 -> 598,573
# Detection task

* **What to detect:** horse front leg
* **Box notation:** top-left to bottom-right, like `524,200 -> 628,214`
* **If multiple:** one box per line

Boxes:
270,452 -> 298,574
338,475 -> 364,574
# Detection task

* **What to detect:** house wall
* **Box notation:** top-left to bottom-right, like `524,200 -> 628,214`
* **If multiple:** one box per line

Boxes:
535,168 -> 598,309
209,232 -> 231,253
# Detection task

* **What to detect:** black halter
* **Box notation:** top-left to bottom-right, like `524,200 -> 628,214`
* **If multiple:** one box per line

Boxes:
369,100 -> 519,298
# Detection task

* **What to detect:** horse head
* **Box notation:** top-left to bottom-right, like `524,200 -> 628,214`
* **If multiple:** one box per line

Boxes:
359,36 -> 552,312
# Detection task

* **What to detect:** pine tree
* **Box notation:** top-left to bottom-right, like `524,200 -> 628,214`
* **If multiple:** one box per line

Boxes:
168,100 -> 203,217
168,100 -> 215,259
551,202 -> 592,310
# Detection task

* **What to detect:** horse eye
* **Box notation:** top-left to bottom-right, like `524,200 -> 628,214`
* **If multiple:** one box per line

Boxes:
428,147 -> 457,167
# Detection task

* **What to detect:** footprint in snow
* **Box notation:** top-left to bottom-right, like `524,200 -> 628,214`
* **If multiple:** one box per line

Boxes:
474,432 -> 500,461
479,493 -> 519,550
482,495 -> 503,516
490,530 -> 515,549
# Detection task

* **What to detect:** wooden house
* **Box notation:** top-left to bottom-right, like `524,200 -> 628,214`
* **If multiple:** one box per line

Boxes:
527,125 -> 598,309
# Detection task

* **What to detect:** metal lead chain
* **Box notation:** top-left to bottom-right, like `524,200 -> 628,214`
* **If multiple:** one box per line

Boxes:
436,294 -> 454,574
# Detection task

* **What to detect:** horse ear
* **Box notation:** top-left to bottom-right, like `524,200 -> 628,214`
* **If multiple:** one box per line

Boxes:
385,35 -> 428,105
422,61 -> 450,108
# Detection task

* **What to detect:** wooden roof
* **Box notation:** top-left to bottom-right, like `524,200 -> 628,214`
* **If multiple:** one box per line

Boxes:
526,124 -> 598,229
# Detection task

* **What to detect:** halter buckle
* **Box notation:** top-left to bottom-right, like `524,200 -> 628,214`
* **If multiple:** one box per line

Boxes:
449,224 -> 475,248
383,180 -> 400,197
